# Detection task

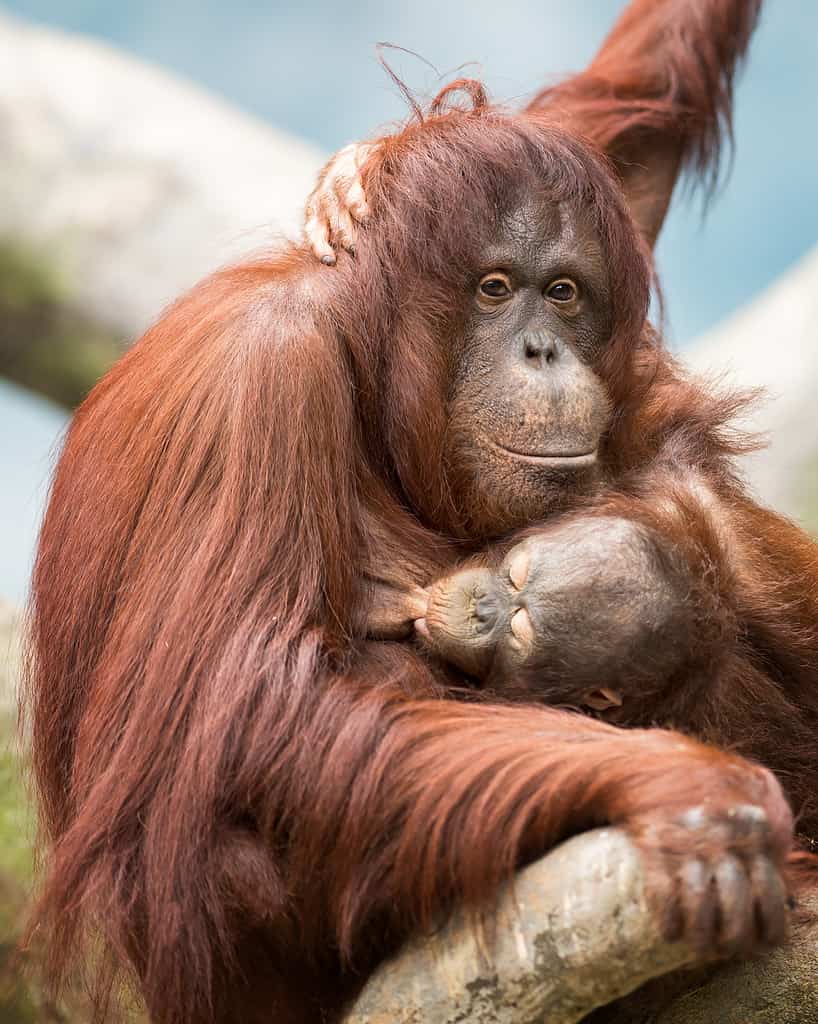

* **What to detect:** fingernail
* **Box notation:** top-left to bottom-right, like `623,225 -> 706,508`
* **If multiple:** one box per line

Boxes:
321,255 -> 336,266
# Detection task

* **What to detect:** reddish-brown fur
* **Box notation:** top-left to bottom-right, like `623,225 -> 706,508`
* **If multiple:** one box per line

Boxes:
527,0 -> 764,243
23,2 -> 818,1022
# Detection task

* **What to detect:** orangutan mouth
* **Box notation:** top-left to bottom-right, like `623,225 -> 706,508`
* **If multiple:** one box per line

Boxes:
490,441 -> 598,469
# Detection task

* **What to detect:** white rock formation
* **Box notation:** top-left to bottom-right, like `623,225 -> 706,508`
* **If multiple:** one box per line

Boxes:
0,10 -> 326,339
0,9 -> 815,528
685,245 -> 818,525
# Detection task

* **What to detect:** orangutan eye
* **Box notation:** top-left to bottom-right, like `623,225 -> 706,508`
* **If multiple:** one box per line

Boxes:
546,278 -> 578,303
478,273 -> 513,301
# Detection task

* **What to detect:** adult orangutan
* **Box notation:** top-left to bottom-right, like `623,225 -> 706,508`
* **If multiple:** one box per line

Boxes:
23,2 -> 818,1023
309,0 -> 818,831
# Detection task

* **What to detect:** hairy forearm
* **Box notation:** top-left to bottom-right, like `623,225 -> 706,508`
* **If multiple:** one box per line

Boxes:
720,497 -> 818,681
273,656 -> 787,968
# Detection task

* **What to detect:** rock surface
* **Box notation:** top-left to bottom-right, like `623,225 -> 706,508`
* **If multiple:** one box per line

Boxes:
685,244 -> 818,528
343,829 -> 693,1024
0,11 -> 325,341
343,828 -> 818,1024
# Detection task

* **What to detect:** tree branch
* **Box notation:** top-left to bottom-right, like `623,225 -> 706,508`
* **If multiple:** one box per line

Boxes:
344,829 -> 818,1024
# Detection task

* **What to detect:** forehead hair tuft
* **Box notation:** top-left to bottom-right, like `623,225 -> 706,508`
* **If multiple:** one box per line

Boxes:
359,81 -> 652,351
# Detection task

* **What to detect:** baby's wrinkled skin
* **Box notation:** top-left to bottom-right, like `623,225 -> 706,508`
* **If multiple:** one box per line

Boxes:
370,517 -> 695,718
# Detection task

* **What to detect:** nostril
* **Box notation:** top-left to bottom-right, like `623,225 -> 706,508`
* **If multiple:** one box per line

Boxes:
523,335 -> 558,365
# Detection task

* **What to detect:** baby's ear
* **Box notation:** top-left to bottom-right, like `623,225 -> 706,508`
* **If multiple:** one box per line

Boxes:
526,0 -> 763,248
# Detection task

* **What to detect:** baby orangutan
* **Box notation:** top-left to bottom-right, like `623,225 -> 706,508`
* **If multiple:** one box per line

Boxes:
418,516 -> 691,714
369,496 -> 722,730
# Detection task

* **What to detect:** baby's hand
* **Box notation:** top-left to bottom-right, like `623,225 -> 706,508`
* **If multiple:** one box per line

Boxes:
304,142 -> 374,264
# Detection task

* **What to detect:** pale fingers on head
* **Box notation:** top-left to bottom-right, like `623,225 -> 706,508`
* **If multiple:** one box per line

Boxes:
328,142 -> 374,250
304,142 -> 373,262
346,176 -> 370,223
304,204 -> 337,266
329,181 -> 359,254
329,142 -> 373,219
347,142 -> 373,221
304,147 -> 349,263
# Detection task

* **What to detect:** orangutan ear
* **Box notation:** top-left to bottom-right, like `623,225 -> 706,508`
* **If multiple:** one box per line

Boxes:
526,0 -> 763,248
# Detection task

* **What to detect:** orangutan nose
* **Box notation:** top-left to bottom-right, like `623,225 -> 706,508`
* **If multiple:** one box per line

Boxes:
521,331 -> 561,367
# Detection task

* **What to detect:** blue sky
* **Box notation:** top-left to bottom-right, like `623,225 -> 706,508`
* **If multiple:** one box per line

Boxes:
6,0 -> 818,344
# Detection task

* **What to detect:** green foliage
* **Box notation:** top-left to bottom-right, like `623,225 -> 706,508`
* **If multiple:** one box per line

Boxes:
0,240 -> 124,408
0,713 -> 108,1022
0,730 -> 34,891
0,712 -> 41,1023
791,455 -> 818,535
0,640 -> 145,1023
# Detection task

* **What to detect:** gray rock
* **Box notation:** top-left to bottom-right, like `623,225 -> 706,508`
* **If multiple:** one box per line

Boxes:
685,245 -> 818,527
343,828 -> 695,1024
0,11 -> 325,340
344,830 -> 818,1024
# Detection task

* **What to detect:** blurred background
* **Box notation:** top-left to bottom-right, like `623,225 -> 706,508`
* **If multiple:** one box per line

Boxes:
0,1 -> 816,1018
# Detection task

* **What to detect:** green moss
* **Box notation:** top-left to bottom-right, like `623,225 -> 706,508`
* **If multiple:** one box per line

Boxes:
0,239 -> 124,408
793,456 -> 818,534
0,710 -> 39,1023
0,718 -> 92,1022
0,733 -> 34,890
0,965 -> 41,1024
0,697 -> 146,1021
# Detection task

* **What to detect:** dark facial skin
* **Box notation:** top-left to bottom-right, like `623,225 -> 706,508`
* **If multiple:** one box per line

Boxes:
370,196 -> 697,723
444,196 -> 614,535
381,198 -> 698,719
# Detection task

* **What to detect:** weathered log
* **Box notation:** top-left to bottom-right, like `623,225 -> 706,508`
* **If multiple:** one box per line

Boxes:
344,829 -> 818,1024
3,606 -> 816,1022
0,10 -> 323,341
